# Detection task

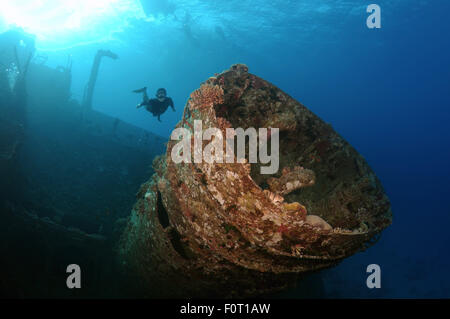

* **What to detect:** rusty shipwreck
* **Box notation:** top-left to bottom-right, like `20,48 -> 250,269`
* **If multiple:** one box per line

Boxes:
119,64 -> 392,298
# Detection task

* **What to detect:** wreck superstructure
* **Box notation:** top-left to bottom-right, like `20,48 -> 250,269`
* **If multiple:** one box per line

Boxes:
0,31 -> 165,297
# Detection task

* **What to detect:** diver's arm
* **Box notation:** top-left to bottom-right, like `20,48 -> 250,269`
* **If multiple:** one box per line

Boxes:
169,98 -> 175,111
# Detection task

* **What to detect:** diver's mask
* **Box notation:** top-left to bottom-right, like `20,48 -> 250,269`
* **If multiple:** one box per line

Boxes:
156,91 -> 166,100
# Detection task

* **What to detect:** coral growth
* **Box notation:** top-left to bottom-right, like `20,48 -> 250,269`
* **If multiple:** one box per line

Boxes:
189,84 -> 224,111
267,166 -> 315,195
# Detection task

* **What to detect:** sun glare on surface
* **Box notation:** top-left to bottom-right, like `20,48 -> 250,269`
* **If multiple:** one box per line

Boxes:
0,0 -> 146,50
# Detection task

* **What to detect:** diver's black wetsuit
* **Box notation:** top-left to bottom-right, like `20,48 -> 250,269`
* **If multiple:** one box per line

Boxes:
143,98 -> 174,119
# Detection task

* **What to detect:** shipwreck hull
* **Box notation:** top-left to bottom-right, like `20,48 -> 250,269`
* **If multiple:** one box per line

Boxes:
119,64 -> 392,298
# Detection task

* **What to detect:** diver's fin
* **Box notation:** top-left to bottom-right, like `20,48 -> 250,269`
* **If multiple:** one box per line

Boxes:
132,87 -> 147,93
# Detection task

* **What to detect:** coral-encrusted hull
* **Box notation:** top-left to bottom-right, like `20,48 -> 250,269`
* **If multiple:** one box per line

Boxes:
119,64 -> 392,298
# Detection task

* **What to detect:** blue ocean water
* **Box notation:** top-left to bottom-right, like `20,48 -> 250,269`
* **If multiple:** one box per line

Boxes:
1,0 -> 450,298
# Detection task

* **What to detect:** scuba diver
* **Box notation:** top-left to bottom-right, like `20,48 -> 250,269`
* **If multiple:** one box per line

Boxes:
133,87 -> 175,122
